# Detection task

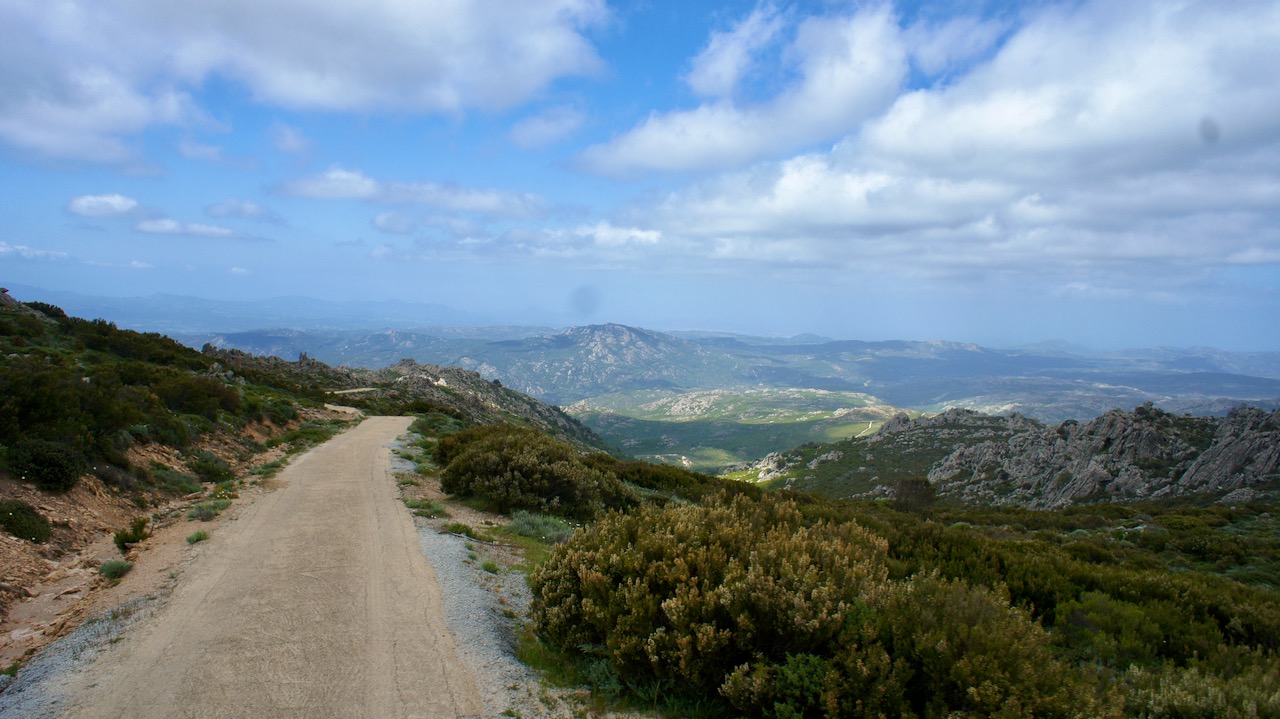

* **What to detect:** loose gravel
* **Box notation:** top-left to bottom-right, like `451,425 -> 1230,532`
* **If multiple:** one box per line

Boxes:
0,593 -> 163,719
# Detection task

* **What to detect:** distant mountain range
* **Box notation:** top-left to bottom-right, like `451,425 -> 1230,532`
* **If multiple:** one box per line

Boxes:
181,322 -> 1280,422
15,285 -> 1279,470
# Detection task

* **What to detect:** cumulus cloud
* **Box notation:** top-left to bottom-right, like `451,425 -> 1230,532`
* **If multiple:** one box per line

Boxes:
684,4 -> 784,99
282,167 -> 546,218
0,0 -> 606,161
578,4 -> 908,174
67,193 -> 140,218
638,0 -> 1280,289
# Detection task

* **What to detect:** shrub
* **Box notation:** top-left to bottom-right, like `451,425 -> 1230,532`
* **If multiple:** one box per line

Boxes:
531,495 -> 888,697
94,464 -> 137,490
187,498 -> 232,521
9,439 -> 84,492
0,499 -> 51,543
481,560 -> 501,574
188,451 -> 234,484
186,530 -> 209,544
154,467 -> 201,495
99,559 -> 133,580
531,494 -> 1110,718
113,516 -> 150,554
403,499 -> 449,518
509,510 -> 574,544
440,425 -> 632,519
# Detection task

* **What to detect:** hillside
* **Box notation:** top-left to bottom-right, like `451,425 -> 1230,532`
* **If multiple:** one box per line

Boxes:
741,404 -> 1280,508
566,388 -> 903,470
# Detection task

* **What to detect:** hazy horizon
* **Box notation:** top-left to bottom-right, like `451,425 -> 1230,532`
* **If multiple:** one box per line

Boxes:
4,1 -> 1279,351
10,281 -> 1280,356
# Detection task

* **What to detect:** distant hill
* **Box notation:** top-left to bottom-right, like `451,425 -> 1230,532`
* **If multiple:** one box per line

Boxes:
186,323 -> 1280,420
173,320 -> 1280,474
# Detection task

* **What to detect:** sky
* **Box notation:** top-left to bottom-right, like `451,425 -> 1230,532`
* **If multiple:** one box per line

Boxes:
2,0 -> 1279,350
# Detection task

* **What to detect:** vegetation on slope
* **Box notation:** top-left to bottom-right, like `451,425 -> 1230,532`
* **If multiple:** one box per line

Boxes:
567,388 -> 900,472
402,410 -> 1280,719
0,300 -> 330,498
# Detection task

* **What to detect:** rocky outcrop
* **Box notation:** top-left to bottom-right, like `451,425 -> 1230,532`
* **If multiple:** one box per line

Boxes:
749,403 -> 1280,508
927,404 -> 1279,508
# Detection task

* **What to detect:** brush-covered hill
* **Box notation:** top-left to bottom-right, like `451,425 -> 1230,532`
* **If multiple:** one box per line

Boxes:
742,403 -> 1280,508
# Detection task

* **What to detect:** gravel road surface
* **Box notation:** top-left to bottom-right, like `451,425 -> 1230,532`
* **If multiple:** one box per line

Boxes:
56,416 -> 483,719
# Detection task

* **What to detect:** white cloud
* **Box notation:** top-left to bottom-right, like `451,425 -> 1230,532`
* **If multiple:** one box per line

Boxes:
684,4 -> 783,99
0,0 -> 606,161
136,218 -> 236,237
578,5 -> 907,175
905,15 -> 1006,77
576,222 -> 661,247
281,167 -> 382,200
509,106 -> 585,148
636,0 -> 1280,289
0,241 -> 68,260
282,167 -> 545,218
229,266 -> 249,275
67,193 -> 140,218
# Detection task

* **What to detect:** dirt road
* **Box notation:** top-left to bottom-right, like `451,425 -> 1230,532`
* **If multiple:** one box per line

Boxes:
60,416 -> 482,719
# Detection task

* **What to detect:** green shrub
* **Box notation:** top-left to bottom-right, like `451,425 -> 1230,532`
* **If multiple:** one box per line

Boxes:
440,425 -> 632,519
403,499 -> 449,518
9,438 -> 84,492
187,498 -> 232,521
186,530 -> 209,544
99,559 -> 133,580
113,516 -> 150,554
94,464 -> 137,490
531,495 -> 887,697
154,466 -> 201,495
188,451 -> 234,484
481,560 -> 501,574
509,510 -> 574,544
1120,655 -> 1280,719
0,499 -> 51,543
531,494 -> 1109,718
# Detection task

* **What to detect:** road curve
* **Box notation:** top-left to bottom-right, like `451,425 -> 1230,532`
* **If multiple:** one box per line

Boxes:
62,416 -> 482,719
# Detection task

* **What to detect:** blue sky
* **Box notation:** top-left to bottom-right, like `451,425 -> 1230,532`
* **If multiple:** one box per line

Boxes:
2,0 -> 1279,349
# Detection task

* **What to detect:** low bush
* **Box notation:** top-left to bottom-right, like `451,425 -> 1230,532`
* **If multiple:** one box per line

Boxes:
9,439 -> 84,492
509,510 -> 574,544
187,498 -> 232,521
186,530 -> 209,544
188,451 -> 234,484
0,499 -> 51,543
99,559 -> 133,580
403,499 -> 449,518
531,494 -> 1107,718
113,516 -> 150,554
153,466 -> 201,495
440,425 -> 632,519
